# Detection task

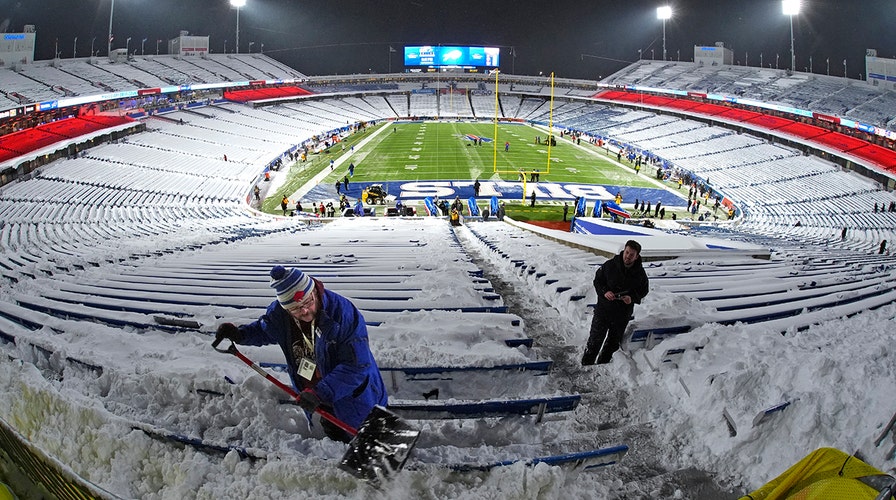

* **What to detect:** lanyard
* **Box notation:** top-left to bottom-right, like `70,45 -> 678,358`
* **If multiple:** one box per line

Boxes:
293,317 -> 316,354
303,319 -> 316,353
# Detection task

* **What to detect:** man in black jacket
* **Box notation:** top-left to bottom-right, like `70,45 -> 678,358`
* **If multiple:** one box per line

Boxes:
582,240 -> 649,366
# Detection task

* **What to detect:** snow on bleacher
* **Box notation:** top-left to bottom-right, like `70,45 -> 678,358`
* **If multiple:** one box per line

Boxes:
0,67 -> 61,103
145,113 -> 290,153
563,103 -> 896,251
409,93 -> 438,116
470,95 -> 497,118
268,102 -> 352,134
514,97 -> 547,120
440,92 -> 473,117
127,57 -> 195,85
601,61 -> 896,132
528,101 -> 589,123
130,124 -> 274,165
86,142 -> 255,182
300,99 -> 375,124
89,58 -> 170,88
609,116 -> 700,145
150,56 -> 222,84
359,95 -> 399,118
845,90 -> 896,127
195,104 -> 318,145
240,55 -> 306,79
339,96 -> 393,120
385,94 -> 409,117
60,60 -> 137,91
16,63 -> 103,96
200,54 -> 259,80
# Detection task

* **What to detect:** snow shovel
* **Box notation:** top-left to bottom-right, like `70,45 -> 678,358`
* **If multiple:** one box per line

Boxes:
212,338 -> 420,483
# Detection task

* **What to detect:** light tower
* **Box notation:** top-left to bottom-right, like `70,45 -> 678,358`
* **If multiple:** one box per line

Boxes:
782,0 -> 800,71
657,6 -> 672,62
107,0 -> 115,56
231,0 -> 247,54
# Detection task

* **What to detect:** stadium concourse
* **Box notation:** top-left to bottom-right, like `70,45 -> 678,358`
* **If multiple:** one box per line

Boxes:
1,54 -> 896,498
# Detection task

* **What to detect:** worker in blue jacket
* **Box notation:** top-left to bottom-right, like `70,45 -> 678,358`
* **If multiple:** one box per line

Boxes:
215,266 -> 388,442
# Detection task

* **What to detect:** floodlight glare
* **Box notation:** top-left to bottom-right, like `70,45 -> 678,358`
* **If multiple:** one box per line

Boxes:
230,0 -> 247,7
782,0 -> 800,16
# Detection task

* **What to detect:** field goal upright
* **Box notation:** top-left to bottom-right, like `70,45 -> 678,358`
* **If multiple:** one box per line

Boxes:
492,71 -> 555,179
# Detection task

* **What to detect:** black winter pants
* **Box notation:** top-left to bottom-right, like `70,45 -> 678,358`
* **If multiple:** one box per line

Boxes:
582,308 -> 630,365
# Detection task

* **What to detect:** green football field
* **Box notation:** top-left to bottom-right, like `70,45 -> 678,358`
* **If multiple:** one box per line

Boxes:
263,121 -> 664,215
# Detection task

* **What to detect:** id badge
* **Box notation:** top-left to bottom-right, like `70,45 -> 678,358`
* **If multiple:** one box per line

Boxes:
298,358 -> 317,381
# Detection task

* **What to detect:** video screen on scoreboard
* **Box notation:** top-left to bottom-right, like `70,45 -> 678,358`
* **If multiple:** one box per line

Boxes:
404,46 -> 500,69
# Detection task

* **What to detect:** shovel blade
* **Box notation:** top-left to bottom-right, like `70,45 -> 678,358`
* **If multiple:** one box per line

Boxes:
338,405 -> 420,483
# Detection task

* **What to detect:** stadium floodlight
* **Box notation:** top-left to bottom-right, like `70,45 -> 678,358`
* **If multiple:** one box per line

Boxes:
231,0 -> 247,54
782,0 -> 800,71
107,0 -> 115,56
657,6 -> 672,62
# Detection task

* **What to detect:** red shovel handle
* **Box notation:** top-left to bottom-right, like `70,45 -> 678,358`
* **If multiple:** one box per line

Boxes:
212,338 -> 358,436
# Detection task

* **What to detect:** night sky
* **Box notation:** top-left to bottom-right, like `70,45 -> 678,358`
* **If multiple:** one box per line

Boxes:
2,0 -> 894,80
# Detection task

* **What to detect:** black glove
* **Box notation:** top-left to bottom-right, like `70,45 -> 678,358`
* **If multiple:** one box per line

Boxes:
298,389 -> 321,412
215,322 -> 243,343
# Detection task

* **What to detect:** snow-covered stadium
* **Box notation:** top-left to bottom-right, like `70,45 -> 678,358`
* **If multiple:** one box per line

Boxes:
1,26 -> 896,500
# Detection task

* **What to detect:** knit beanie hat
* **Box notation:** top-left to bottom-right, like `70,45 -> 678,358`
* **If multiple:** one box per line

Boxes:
270,266 -> 313,310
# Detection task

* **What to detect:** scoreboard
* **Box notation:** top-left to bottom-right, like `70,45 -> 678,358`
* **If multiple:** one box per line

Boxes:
404,46 -> 500,70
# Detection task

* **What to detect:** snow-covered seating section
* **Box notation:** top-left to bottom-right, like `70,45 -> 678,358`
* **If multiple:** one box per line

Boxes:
579,109 -> 656,133
198,54 -> 261,80
513,97 -> 549,120
529,101 -> 592,124
339,96 -> 396,121
847,91 -> 896,127
602,60 -> 896,131
809,84 -> 882,117
551,104 -> 896,252
0,67 -> 62,104
266,102 -> 354,136
0,54 -> 308,112
2,217 -> 539,378
199,103 -> 326,145
470,95 -> 498,118
233,54 -> 307,80
15,63 -> 106,97
629,63 -> 700,89
62,60 -> 143,91
461,220 -> 896,350
358,95 -> 399,118
88,57 -> 171,88
439,92 -> 473,118
125,57 -> 196,85
652,132 -> 770,166
386,94 -> 409,117
0,164 -> 278,279
128,121 -> 277,165
143,111 -> 293,157
606,117 -> 711,147
293,99 -> 377,125
144,56 -> 223,84
409,93 -> 439,116
560,106 -> 633,131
